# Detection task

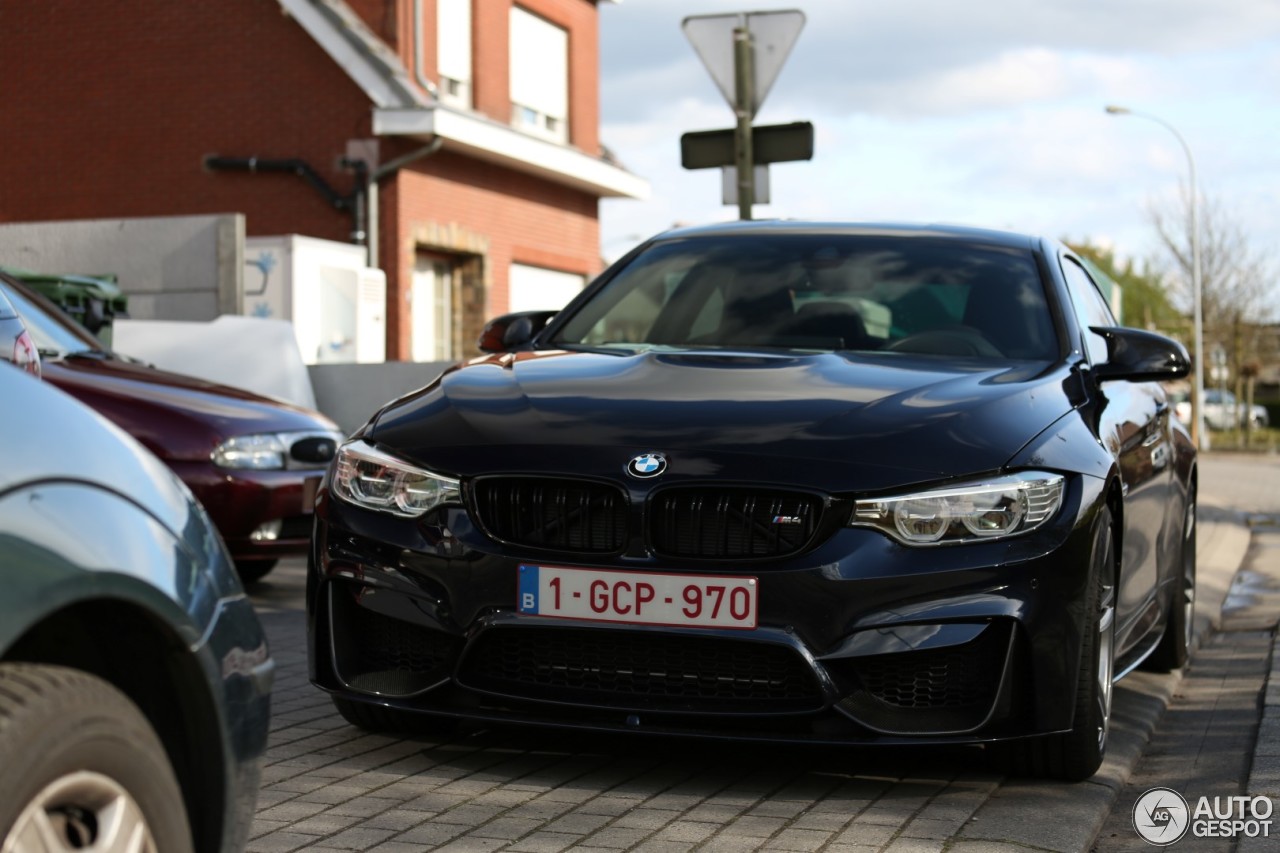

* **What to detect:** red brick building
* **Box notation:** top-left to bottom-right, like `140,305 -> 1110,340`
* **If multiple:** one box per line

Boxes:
1,0 -> 646,360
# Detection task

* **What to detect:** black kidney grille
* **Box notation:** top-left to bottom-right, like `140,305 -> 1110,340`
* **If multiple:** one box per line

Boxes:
472,478 -> 627,554
460,627 -> 823,711
650,488 -> 821,559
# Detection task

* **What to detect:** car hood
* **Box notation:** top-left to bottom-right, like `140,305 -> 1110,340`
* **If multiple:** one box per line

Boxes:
369,349 -> 1075,493
43,354 -> 339,461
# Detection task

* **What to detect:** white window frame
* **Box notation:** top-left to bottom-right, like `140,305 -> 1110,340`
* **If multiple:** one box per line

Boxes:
437,0 -> 472,109
508,6 -> 568,143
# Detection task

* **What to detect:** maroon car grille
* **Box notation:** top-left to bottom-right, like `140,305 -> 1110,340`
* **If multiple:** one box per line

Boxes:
650,488 -> 821,559
471,478 -> 627,554
459,626 -> 823,712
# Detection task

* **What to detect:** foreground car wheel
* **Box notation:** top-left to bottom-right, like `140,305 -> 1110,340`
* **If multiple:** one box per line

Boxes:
989,508 -> 1116,782
332,696 -> 458,737
0,664 -> 193,853
1146,486 -> 1197,672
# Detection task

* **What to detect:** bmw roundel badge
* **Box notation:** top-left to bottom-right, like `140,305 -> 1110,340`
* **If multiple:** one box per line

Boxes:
626,452 -> 667,479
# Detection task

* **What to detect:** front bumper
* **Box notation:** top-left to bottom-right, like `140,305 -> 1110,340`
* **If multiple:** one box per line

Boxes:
307,475 -> 1104,745
173,462 -> 324,561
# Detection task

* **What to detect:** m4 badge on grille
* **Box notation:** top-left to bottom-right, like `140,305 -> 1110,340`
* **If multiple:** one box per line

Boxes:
772,515 -> 804,525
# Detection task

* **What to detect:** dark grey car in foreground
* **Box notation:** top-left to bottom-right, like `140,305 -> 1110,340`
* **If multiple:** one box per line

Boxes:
0,367 -> 272,852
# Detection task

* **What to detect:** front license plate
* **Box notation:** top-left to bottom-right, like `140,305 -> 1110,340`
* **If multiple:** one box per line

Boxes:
517,565 -> 758,630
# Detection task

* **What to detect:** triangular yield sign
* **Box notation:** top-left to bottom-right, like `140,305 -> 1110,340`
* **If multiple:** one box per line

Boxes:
682,10 -> 805,118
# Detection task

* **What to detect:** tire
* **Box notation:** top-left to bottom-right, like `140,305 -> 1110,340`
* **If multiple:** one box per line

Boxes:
332,696 -> 457,737
988,506 -> 1116,782
1145,485 -> 1197,672
235,558 -> 279,584
0,663 -> 194,853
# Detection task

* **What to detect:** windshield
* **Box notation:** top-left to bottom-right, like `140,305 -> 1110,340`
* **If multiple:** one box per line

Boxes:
553,234 -> 1059,361
0,278 -> 102,357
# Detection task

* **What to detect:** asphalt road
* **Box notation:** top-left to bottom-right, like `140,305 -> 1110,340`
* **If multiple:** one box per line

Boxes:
244,453 -> 1278,853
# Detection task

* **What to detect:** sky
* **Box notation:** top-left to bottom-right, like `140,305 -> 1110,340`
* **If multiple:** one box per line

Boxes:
595,0 -> 1280,304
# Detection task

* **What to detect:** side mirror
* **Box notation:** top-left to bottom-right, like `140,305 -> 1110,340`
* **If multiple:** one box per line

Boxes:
1091,326 -> 1190,382
476,310 -> 558,353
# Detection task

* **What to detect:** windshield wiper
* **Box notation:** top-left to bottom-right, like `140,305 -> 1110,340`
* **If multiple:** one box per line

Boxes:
554,342 -> 643,356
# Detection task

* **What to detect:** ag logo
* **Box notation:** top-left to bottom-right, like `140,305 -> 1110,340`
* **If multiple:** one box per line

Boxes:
626,453 -> 667,479
1132,787 -> 1190,845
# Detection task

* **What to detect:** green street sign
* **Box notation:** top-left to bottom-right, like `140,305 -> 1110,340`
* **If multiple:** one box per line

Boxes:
680,122 -> 814,170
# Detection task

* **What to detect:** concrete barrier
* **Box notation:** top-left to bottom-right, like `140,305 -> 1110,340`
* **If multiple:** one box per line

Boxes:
308,360 -> 454,435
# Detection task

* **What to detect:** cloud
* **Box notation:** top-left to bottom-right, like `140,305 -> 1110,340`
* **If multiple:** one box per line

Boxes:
601,0 -> 1280,122
829,49 -> 1151,117
597,1 -> 1280,273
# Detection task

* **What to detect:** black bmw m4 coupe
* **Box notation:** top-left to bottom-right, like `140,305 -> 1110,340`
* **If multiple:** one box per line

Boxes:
308,222 -> 1197,781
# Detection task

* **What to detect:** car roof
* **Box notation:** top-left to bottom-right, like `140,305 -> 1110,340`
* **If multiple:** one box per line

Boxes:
648,220 -> 1043,251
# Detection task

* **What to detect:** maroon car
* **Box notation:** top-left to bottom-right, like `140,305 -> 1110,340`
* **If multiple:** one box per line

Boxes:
1,273 -> 342,582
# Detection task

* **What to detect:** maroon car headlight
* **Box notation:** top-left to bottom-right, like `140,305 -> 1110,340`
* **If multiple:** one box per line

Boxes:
331,439 -> 461,518
850,472 -> 1065,546
212,434 -> 289,470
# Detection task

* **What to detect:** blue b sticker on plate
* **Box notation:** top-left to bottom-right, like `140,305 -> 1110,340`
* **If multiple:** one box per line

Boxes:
518,564 -> 539,613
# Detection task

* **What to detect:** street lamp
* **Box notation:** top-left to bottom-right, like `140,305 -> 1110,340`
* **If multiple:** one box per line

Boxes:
1104,104 -> 1207,450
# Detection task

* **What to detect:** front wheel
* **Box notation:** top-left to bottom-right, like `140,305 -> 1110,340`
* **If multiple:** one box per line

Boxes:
988,506 -> 1116,781
0,664 -> 194,853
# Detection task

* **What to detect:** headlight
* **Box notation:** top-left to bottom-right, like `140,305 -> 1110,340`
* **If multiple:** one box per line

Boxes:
851,472 -> 1064,546
212,434 -> 287,470
331,439 -> 461,518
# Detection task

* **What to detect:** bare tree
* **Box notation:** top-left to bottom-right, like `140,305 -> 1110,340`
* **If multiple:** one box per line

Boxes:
1149,189 -> 1278,436
1148,189 -> 1275,334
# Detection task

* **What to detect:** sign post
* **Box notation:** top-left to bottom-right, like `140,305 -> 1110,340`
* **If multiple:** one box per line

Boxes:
682,10 -> 807,220
733,25 -> 755,220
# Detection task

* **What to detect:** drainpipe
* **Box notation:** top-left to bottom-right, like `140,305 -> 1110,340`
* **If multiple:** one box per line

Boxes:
204,155 -> 366,246
206,138 -> 443,269
205,156 -> 348,209
340,156 -> 369,245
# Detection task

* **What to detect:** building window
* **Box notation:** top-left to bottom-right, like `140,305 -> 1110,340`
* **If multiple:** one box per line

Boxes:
412,257 -> 454,362
509,6 -> 568,143
437,0 -> 472,109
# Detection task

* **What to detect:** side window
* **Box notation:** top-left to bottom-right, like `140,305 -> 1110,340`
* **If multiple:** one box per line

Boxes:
1061,257 -> 1114,366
